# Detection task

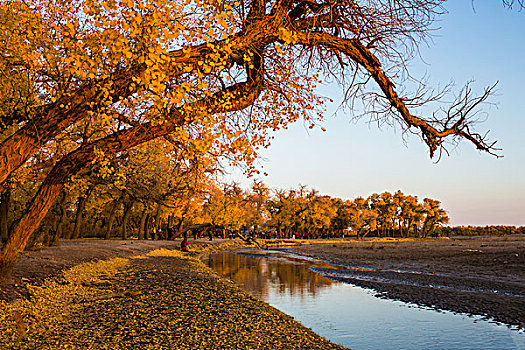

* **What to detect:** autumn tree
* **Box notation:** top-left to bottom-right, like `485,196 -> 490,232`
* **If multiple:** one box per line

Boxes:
243,180 -> 270,233
352,191 -> 449,238
266,187 -> 309,235
201,183 -> 247,236
347,197 -> 378,239
0,0 -> 504,277
420,198 -> 449,237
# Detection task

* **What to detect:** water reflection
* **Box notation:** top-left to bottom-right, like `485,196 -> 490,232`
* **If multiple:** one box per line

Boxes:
205,250 -> 337,299
204,249 -> 525,350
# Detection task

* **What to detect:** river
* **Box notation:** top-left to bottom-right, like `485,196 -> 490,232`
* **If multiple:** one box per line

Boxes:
203,248 -> 525,350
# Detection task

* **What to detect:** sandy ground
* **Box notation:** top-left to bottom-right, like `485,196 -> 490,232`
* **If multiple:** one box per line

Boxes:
0,239 -> 346,349
1,239 -> 183,301
288,236 -> 525,329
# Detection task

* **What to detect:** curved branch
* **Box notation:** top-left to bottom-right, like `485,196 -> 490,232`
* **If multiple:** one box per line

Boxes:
294,31 -> 499,157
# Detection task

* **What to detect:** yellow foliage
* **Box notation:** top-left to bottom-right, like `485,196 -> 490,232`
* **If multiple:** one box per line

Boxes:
0,257 -> 129,347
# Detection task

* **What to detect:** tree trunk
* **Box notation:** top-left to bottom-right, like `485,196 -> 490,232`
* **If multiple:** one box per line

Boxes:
153,204 -> 162,240
0,112 -> 187,278
144,214 -> 151,240
138,210 -> 148,240
0,175 -> 65,279
105,201 -> 120,240
55,193 -> 68,241
46,190 -> 68,246
121,201 -> 133,240
0,189 -> 10,243
72,187 -> 93,239
154,204 -> 162,230
42,216 -> 58,247
71,196 -> 86,239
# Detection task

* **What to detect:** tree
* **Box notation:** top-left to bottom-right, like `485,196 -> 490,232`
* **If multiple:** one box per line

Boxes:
347,197 -> 378,239
244,180 -> 270,233
202,183 -> 246,236
0,0 -> 503,277
421,198 -> 449,237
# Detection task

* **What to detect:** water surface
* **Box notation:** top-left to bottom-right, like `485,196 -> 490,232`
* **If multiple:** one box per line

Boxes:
204,249 -> 525,350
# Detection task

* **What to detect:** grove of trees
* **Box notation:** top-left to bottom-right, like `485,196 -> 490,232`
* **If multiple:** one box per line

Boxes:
1,0 -> 516,277
5,169 -> 454,247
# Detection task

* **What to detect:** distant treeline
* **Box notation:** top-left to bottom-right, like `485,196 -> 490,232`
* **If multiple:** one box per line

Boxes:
436,225 -> 525,236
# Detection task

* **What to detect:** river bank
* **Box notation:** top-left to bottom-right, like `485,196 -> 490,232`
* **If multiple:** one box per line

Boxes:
0,239 -> 347,349
287,236 -> 525,329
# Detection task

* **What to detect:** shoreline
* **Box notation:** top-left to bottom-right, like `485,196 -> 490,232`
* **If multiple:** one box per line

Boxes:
0,239 -> 347,349
286,236 -> 525,330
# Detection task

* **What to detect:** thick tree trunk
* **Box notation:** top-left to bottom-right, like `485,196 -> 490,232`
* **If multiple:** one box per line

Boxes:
105,216 -> 116,240
121,201 -> 133,240
138,211 -> 148,240
0,175 -> 65,279
54,191 -> 68,242
40,190 -> 67,247
55,207 -> 66,240
0,189 -> 10,243
96,200 -> 115,236
72,186 -> 94,239
72,195 -> 87,239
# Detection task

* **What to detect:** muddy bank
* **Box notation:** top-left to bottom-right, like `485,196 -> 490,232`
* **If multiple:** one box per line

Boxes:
288,237 -> 525,329
0,241 -> 346,349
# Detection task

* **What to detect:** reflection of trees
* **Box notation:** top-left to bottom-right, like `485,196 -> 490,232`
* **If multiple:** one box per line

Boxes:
206,252 -> 334,299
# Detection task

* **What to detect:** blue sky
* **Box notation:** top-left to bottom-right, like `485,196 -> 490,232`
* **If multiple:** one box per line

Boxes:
231,1 -> 525,226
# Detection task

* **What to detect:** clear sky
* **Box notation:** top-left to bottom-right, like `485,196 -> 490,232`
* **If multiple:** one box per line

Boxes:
230,1 -> 525,226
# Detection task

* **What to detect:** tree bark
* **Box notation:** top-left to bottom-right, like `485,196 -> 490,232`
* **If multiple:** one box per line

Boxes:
153,204 -> 162,240
42,216 -> 57,247
121,201 -> 133,240
0,189 -> 10,243
144,214 -> 151,240
138,210 -> 148,240
105,201 -> 120,240
0,175 -> 64,279
54,191 -> 68,242
41,190 -> 68,247
72,190 -> 90,239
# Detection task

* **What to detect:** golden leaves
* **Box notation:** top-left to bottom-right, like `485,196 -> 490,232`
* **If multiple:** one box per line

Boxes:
0,240 -> 343,349
1,0 -> 330,193
0,256 -> 130,348
278,27 -> 297,45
